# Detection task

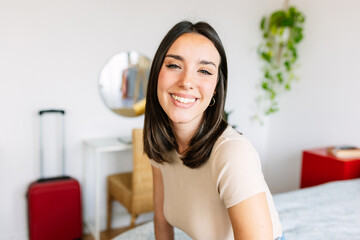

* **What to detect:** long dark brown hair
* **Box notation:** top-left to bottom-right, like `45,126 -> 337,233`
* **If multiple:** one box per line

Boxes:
143,21 -> 228,169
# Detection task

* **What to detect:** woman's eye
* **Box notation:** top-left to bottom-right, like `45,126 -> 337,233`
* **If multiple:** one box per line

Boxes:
166,64 -> 180,69
199,69 -> 212,75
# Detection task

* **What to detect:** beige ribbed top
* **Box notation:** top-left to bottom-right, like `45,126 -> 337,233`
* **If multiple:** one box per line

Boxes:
151,126 -> 282,240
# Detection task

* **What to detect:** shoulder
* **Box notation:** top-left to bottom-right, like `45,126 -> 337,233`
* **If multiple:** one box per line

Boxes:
209,126 -> 262,178
209,127 -> 266,207
212,126 -> 258,160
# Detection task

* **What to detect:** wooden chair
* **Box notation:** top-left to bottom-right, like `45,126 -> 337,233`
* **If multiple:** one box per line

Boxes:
106,129 -> 154,230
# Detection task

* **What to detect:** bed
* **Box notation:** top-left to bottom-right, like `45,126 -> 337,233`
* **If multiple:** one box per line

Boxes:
113,178 -> 360,239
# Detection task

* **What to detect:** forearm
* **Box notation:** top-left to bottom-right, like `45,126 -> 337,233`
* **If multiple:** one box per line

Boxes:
229,192 -> 273,240
152,166 -> 174,240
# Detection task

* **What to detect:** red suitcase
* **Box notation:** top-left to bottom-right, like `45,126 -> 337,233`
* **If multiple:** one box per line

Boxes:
27,109 -> 82,240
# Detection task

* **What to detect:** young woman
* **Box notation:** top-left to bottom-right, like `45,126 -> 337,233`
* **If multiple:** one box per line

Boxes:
143,21 -> 283,240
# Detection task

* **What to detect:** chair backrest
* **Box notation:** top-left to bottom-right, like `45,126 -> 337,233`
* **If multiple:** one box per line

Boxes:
131,129 -> 153,196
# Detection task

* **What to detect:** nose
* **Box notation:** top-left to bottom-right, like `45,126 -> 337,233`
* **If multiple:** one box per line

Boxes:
178,71 -> 193,90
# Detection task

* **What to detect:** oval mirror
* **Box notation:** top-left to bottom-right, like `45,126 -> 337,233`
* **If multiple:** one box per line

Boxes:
99,51 -> 151,117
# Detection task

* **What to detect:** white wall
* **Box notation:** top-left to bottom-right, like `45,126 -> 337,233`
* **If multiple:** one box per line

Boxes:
264,0 -> 360,193
1,0 -> 359,239
0,1 -> 271,238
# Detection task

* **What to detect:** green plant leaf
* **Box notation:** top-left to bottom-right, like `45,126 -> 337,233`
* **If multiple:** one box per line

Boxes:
265,70 -> 272,79
270,90 -> 276,100
262,82 -> 269,90
261,52 -> 272,63
256,5 -> 305,122
284,61 -> 291,71
270,10 -> 286,26
260,17 -> 266,30
265,106 -> 279,115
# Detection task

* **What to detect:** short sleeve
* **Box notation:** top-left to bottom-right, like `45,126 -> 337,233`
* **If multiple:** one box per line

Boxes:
210,138 -> 266,208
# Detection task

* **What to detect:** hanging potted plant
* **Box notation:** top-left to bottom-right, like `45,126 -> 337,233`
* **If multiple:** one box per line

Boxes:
254,2 -> 305,124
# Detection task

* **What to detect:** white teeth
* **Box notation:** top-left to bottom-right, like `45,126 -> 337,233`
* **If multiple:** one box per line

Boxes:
171,94 -> 196,103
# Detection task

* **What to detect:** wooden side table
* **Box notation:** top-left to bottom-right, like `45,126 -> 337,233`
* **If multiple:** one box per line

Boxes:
300,147 -> 360,188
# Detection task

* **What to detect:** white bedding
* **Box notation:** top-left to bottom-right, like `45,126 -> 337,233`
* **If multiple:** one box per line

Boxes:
273,178 -> 360,239
113,178 -> 360,240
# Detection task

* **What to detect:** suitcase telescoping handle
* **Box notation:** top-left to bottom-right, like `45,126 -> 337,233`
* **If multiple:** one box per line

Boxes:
38,109 -> 66,179
39,109 -> 65,115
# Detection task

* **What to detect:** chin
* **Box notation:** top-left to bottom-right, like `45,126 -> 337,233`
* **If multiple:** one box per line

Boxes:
168,112 -> 203,126
169,116 -> 192,124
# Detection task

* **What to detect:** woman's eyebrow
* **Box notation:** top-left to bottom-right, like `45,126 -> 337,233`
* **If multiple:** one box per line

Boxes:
165,54 -> 217,68
199,60 -> 217,68
165,54 -> 183,61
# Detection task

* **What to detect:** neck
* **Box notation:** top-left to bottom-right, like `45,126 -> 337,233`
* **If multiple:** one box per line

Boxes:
171,119 -> 202,155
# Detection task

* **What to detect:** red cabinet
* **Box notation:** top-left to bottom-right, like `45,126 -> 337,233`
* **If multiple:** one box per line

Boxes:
300,148 -> 360,188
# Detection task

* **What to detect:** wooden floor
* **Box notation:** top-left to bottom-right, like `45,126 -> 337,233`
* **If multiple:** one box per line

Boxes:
82,226 -> 132,240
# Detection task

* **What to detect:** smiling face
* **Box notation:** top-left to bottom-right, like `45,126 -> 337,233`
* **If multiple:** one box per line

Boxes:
157,33 -> 221,130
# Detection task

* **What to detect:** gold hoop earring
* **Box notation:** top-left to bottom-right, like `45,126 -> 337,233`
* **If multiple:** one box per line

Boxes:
209,97 -> 216,107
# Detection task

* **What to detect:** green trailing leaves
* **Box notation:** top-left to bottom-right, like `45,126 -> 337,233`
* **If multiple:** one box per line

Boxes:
255,5 -> 305,121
